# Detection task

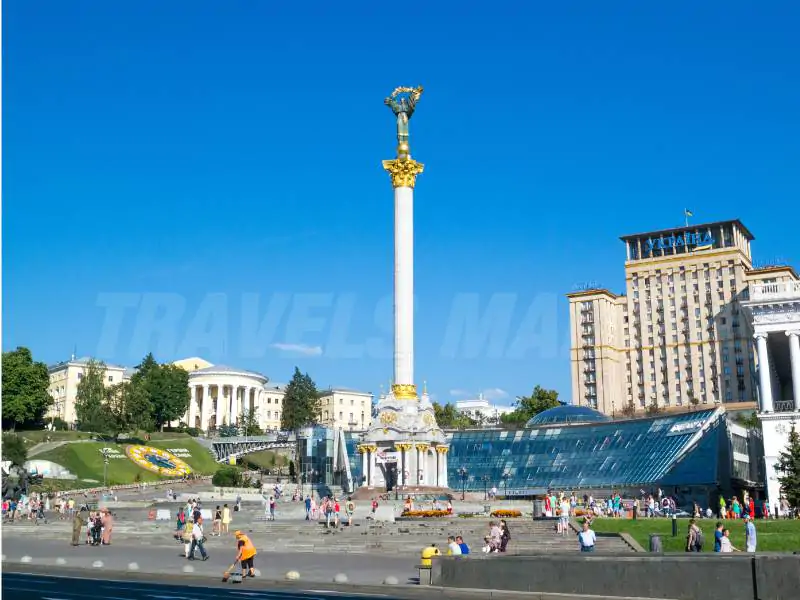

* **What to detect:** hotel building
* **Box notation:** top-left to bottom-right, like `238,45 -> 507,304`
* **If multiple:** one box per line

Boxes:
568,220 -> 798,416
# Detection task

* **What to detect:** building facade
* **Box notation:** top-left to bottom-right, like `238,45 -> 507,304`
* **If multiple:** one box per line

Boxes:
47,357 -> 131,425
455,395 -> 515,424
741,279 -> 800,511
317,388 -> 374,432
568,220 -> 793,416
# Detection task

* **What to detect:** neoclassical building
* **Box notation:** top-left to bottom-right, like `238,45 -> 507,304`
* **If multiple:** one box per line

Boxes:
741,277 -> 800,510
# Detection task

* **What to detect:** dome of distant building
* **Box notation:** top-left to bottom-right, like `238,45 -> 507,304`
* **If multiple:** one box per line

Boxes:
525,405 -> 611,427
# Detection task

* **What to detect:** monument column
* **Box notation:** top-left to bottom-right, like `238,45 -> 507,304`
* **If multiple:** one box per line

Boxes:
416,444 -> 429,485
787,331 -> 800,406
755,333 -> 774,413
359,446 -> 369,486
368,446 -> 377,486
383,86 -> 424,403
201,384 -> 211,430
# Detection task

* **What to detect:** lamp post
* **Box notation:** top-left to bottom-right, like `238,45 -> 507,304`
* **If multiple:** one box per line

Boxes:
501,471 -> 510,499
458,467 -> 468,501
482,475 -> 490,500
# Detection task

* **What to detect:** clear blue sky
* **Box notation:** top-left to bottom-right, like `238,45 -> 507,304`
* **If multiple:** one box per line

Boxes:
4,1 -> 800,406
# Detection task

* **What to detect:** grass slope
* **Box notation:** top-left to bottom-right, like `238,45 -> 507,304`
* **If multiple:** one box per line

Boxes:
34,438 -> 219,485
590,517 -> 800,552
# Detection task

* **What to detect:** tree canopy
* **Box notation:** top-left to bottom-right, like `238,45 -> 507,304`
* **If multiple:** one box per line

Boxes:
105,381 -> 154,438
432,402 -> 477,429
2,347 -> 52,430
1,433 -> 28,466
775,423 -> 800,510
74,360 -> 111,432
281,367 -> 320,430
500,386 -> 561,425
131,353 -> 190,430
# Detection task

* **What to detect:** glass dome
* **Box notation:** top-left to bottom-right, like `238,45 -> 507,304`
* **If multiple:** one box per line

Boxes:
525,405 -> 611,427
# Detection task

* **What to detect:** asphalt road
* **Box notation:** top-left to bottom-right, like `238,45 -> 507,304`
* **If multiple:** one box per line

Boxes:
1,537 -> 418,586
1,572 -> 399,600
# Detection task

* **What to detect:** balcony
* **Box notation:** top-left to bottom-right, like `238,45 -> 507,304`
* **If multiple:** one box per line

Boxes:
750,281 -> 800,301
775,400 -> 797,412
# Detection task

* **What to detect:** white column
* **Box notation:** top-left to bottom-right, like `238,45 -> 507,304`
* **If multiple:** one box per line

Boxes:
216,385 -> 225,427
398,448 -> 405,487
201,384 -> 211,431
440,450 -> 448,488
188,385 -> 197,427
755,333 -> 774,413
394,185 -> 414,386
435,450 -> 441,487
787,331 -> 800,408
361,449 -> 368,487
369,450 -> 377,487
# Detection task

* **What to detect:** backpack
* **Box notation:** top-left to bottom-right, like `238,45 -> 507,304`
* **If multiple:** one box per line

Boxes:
695,529 -> 704,550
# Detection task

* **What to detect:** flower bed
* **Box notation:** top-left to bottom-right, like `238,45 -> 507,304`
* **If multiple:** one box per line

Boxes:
490,509 -> 522,518
400,510 -> 451,518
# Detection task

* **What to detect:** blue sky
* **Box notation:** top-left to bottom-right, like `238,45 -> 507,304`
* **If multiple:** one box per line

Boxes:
4,1 -> 800,406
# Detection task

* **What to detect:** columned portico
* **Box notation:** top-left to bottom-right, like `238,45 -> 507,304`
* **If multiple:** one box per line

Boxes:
742,280 -> 800,509
184,365 -> 269,433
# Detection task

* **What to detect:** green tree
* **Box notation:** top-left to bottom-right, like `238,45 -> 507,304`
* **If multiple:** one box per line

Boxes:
432,402 -> 476,429
281,367 -> 321,430
500,386 -> 561,424
1,347 -> 52,430
74,360 -> 111,433
620,399 -> 637,418
105,381 -> 154,439
1,433 -> 28,466
131,354 -> 190,431
239,409 -> 263,436
775,423 -> 800,510
736,411 -> 761,429
645,400 -> 663,416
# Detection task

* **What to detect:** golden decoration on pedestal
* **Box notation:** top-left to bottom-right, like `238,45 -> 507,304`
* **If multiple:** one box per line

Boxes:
379,411 -> 398,426
435,446 -> 449,454
391,383 -> 418,400
415,443 -> 430,452
422,413 -> 435,426
383,158 -> 424,189
356,445 -> 367,454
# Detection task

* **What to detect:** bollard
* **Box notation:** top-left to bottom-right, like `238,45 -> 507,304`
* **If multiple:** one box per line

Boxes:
671,514 -> 678,537
649,534 -> 663,553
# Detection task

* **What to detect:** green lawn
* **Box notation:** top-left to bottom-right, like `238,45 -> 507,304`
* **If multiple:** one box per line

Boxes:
590,517 -> 800,553
34,438 -> 219,486
15,430 -> 194,445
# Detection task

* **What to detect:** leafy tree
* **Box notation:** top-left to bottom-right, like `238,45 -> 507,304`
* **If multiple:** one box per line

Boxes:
281,367 -> 321,430
239,409 -> 263,436
688,395 -> 700,412
212,465 -> 244,487
1,433 -> 28,466
645,400 -> 663,416
105,381 -> 153,439
620,399 -> 637,418
432,402 -> 477,429
775,423 -> 800,510
2,347 -> 52,430
75,360 -> 111,433
500,386 -> 561,424
736,411 -> 760,429
131,354 -> 190,431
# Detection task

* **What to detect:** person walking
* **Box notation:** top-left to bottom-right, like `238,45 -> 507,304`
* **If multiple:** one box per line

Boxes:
71,506 -> 86,546
213,506 -> 222,536
221,504 -> 231,534
345,497 -> 355,527
744,514 -> 757,552
578,520 -> 596,552
101,508 -> 113,545
233,530 -> 257,578
188,516 -> 209,561
304,495 -> 312,521
499,519 -> 511,552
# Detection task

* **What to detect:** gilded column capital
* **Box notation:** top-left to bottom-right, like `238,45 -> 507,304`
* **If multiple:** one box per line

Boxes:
435,446 -> 449,454
395,443 -> 413,451
391,383 -> 418,400
415,443 -> 430,452
356,445 -> 367,454
382,158 -> 424,189
367,445 -> 378,453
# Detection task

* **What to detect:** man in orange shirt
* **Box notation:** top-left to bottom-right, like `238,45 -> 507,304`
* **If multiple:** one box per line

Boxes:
233,531 -> 257,578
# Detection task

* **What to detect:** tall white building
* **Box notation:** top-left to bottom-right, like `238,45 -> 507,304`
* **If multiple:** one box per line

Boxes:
568,219 -> 795,417
455,394 -> 514,424
317,388 -> 374,431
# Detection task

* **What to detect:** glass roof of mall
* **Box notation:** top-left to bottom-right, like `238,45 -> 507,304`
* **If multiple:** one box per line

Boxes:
344,408 -> 727,495
525,405 -> 610,427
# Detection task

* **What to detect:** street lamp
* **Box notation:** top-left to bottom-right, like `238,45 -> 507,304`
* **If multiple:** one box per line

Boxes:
482,475 -> 490,500
101,449 -> 111,490
501,471 -> 510,498
458,467 -> 468,501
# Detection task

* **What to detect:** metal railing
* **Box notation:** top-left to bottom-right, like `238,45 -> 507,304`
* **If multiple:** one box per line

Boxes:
774,400 -> 797,413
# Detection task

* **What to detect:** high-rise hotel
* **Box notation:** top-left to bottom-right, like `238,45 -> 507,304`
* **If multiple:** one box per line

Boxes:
567,220 -> 798,416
